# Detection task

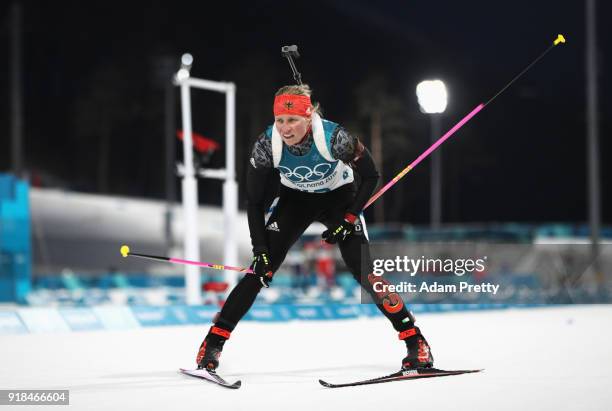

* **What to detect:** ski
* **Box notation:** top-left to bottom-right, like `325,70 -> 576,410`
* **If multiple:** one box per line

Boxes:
179,368 -> 242,389
319,368 -> 483,388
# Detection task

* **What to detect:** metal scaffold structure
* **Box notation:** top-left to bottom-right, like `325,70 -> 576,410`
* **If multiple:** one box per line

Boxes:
175,55 -> 238,305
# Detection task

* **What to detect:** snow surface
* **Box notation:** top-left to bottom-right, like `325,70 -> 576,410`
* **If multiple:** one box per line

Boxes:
2,305 -> 611,411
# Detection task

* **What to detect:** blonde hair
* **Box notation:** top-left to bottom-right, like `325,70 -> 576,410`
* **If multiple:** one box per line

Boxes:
275,84 -> 322,115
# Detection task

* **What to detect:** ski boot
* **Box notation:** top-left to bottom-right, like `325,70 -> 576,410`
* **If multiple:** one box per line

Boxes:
196,326 -> 231,370
399,326 -> 434,370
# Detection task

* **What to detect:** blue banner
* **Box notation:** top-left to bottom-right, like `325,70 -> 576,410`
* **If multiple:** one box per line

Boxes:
59,308 -> 104,331
0,303 -> 542,334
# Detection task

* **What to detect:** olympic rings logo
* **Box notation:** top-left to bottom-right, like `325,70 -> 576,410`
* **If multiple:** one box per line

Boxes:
278,163 -> 333,182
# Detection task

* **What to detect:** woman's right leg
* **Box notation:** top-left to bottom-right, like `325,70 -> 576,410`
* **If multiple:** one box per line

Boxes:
196,193 -> 316,369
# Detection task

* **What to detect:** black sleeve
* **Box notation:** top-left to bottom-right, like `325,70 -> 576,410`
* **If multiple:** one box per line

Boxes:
246,134 -> 278,253
346,146 -> 380,216
330,127 -> 380,216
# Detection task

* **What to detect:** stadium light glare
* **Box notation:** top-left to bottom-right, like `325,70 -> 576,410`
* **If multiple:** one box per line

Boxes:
416,80 -> 448,114
176,68 -> 190,81
181,53 -> 193,67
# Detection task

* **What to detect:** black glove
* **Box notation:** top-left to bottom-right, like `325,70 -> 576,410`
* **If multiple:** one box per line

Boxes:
250,251 -> 273,288
322,213 -> 358,244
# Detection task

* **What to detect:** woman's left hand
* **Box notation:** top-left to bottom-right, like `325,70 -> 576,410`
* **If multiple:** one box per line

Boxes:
322,213 -> 358,244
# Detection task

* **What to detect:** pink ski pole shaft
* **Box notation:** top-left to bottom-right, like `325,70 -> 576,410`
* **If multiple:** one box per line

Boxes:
119,245 -> 253,273
364,104 -> 484,210
364,34 -> 566,210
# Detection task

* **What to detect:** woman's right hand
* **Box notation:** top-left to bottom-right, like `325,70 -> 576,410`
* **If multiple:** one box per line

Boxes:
251,251 -> 273,287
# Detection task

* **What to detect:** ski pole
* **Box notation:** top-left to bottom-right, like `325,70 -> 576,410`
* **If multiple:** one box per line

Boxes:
119,245 -> 253,273
364,34 -> 566,210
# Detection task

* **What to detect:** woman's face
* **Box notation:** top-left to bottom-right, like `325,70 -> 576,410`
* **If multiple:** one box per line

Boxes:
274,114 -> 311,146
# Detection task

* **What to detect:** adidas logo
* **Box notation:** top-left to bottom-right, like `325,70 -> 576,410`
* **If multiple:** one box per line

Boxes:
266,221 -> 280,232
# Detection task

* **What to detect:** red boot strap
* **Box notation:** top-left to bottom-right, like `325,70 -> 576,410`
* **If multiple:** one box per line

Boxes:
418,340 -> 431,362
398,327 -> 418,340
211,326 -> 231,339
196,341 -> 207,363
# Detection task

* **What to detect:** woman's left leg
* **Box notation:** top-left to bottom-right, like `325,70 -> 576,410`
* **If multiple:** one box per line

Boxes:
322,208 -> 434,370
